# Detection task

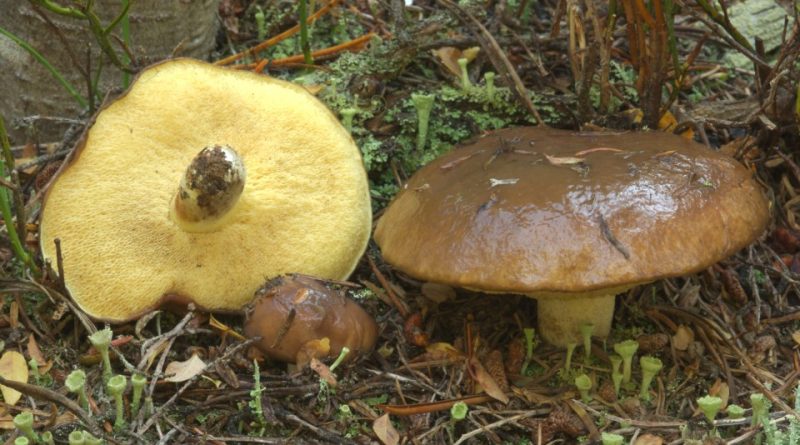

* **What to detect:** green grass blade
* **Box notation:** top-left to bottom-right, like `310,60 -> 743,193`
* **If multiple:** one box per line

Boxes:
0,116 -> 38,274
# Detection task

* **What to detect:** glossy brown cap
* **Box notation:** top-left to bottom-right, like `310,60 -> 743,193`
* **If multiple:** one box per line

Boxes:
243,275 -> 378,364
374,127 -> 769,294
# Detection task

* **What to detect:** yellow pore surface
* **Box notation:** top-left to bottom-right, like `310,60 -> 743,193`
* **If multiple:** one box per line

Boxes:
40,59 -> 372,322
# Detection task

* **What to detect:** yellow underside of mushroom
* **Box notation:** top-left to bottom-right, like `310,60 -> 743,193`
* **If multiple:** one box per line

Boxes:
40,59 -> 372,322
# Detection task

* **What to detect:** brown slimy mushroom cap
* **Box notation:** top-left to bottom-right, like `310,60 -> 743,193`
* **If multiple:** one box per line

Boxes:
243,274 -> 379,364
374,126 -> 769,344
39,59 -> 372,322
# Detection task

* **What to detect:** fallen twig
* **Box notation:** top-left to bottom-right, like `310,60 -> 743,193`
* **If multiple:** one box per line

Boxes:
0,374 -> 101,436
136,337 -> 259,435
247,33 -> 376,72
215,0 -> 340,66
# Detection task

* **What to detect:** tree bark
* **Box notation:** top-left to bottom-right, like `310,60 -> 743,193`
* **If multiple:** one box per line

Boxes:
0,0 -> 220,144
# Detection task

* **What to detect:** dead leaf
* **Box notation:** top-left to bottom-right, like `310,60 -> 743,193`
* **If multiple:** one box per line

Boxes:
302,84 -> 325,95
432,46 -> 480,78
545,154 -> 585,166
0,350 -> 28,406
658,110 -> 694,140
25,337 -> 42,365
164,354 -> 206,383
439,150 -> 484,171
791,330 -> 800,346
489,178 -> 519,187
421,283 -> 456,303
573,147 -> 624,156
9,301 -> 18,329
672,325 -> 694,351
709,380 -> 730,409
134,310 -> 161,338
310,357 -> 337,387
208,314 -> 246,341
141,337 -> 170,371
654,150 -> 677,158
634,433 -> 664,445
468,357 -> 509,404
419,342 -> 464,362
26,335 -> 50,375
296,338 -> 331,369
373,413 -> 399,445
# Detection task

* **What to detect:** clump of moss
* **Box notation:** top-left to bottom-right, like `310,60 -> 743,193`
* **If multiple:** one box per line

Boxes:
291,27 -> 566,204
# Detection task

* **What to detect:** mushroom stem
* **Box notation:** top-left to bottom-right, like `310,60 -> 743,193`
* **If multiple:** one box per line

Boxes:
534,293 -> 616,347
171,145 -> 246,232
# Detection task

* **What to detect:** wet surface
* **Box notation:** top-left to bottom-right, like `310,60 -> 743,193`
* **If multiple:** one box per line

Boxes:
375,127 -> 770,293
244,275 -> 378,364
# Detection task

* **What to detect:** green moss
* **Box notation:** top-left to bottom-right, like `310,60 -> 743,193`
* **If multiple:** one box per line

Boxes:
290,32 -> 569,203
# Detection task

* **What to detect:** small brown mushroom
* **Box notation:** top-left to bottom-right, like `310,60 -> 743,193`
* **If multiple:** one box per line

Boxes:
244,275 -> 378,364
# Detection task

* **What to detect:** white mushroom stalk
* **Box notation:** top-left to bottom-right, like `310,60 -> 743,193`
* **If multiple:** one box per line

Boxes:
171,145 -> 246,232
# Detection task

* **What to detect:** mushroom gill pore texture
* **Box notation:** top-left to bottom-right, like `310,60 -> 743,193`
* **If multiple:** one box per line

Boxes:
374,126 -> 770,346
39,59 -> 372,322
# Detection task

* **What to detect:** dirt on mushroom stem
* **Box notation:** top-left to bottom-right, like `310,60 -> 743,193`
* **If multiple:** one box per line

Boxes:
172,144 -> 246,229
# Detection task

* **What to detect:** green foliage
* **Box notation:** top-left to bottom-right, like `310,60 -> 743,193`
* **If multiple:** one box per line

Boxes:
696,395 -> 722,423
750,384 -> 800,445
450,401 -> 469,421
520,327 -> 537,375
88,327 -> 113,382
575,374 -> 592,403
293,37 -> 564,203
0,116 -> 38,276
249,360 -> 267,435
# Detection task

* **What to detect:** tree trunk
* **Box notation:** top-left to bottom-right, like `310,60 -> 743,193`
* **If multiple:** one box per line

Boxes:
0,0 -> 220,144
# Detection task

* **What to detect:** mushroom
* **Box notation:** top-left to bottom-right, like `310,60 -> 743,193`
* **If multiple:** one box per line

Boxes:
243,274 -> 378,364
39,59 -> 372,322
374,126 -> 769,346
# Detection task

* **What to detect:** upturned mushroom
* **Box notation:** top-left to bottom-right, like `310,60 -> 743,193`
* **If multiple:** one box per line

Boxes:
374,126 -> 769,346
39,59 -> 372,322
244,274 -> 378,364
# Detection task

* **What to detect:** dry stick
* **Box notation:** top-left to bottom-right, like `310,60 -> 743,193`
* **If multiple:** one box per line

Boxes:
379,394 -> 494,416
437,0 -> 544,125
54,238 -> 65,289
167,417 -> 287,444
453,410 -> 546,445
10,170 -> 27,246
132,311 -> 197,428
248,33 -> 376,71
22,260 -> 140,375
136,337 -> 259,435
577,400 -> 687,429
283,413 -> 349,445
15,149 -> 71,172
0,374 -> 100,435
366,254 -> 409,318
585,0 -> 611,113
215,0 -> 340,66
136,309 -> 195,370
